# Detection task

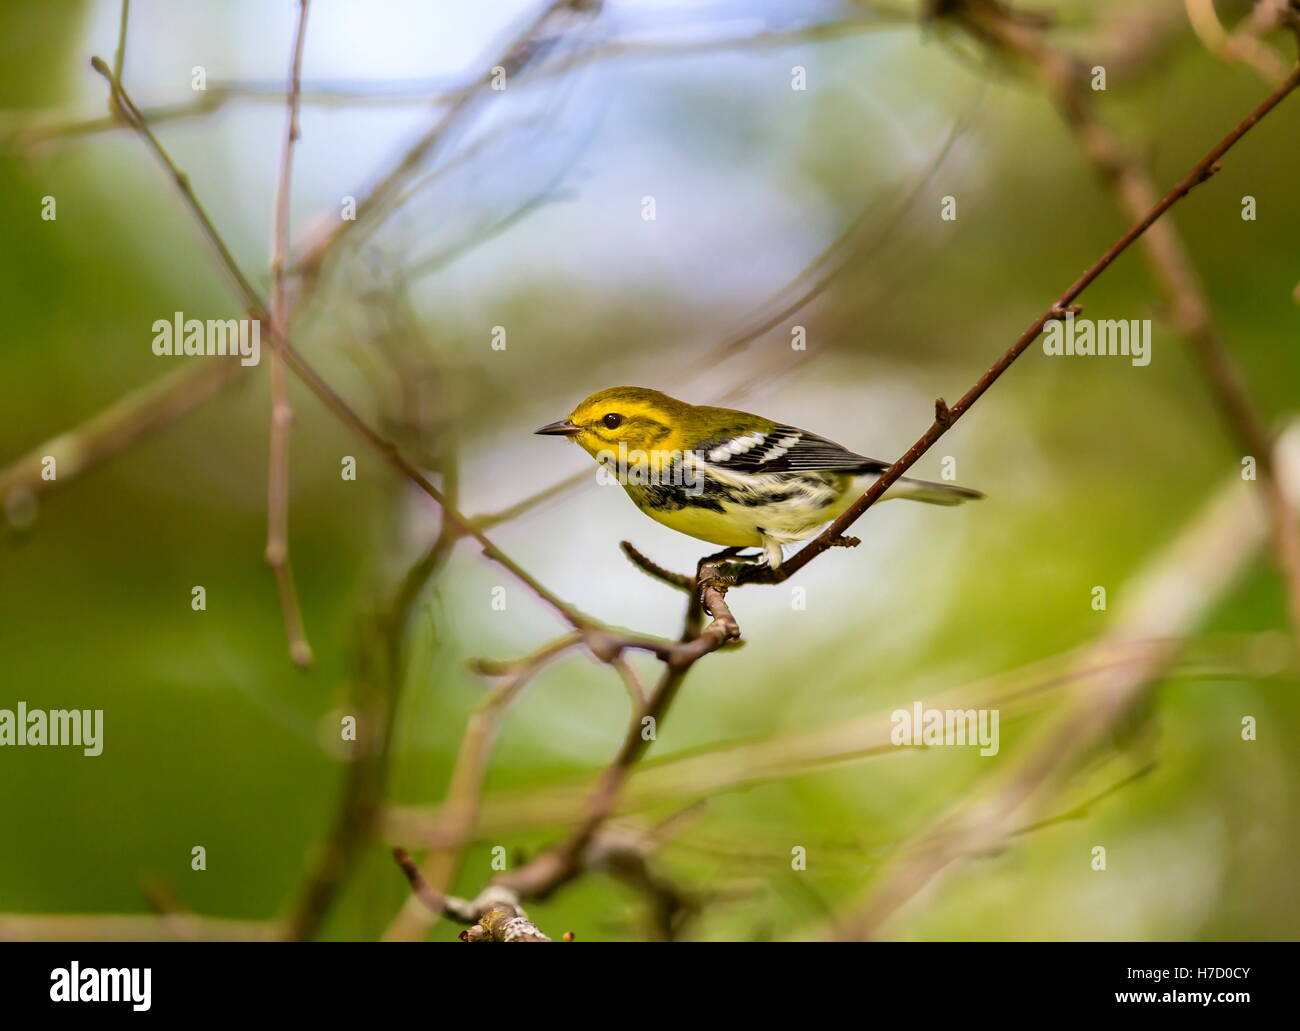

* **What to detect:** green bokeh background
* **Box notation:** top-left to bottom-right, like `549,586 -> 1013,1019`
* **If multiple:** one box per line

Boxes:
2,0 -> 1297,941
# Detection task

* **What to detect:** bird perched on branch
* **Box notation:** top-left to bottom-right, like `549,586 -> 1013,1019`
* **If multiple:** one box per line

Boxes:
536,386 -> 983,568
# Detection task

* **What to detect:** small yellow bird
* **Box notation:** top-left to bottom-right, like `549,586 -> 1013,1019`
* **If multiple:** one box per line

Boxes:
537,387 -> 983,567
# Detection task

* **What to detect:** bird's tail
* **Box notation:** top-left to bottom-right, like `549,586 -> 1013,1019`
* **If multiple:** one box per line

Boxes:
884,476 -> 984,506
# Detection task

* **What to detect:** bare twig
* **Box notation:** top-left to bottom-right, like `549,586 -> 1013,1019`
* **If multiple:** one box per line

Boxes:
4,1 -> 600,522
382,633 -> 583,941
111,0 -> 130,82
734,57 -> 1300,588
90,59 -> 265,315
943,0 -> 1300,647
45,60 -> 606,635
620,540 -> 693,590
23,2 -> 1299,947
484,593 -> 705,904
390,847 -> 479,924
265,0 -> 313,668
377,54 -> 991,543
380,60 -> 1300,926
62,53 -> 732,926
392,849 -> 551,941
3,5 -> 933,542
383,592 -> 728,943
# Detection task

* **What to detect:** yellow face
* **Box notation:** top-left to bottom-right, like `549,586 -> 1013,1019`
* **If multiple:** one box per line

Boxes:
536,387 -> 690,459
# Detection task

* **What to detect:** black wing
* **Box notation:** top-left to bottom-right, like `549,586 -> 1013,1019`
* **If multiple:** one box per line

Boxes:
696,424 -> 887,474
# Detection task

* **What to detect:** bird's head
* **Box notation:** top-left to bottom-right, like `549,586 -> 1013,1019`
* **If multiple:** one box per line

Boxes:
535,386 -> 693,459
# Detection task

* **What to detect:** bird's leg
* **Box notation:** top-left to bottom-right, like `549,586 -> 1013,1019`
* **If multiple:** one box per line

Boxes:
694,547 -> 752,592
693,548 -> 743,644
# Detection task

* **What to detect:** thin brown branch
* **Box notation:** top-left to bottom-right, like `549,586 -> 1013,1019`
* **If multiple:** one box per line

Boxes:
265,0 -> 313,668
736,55 -> 1300,588
79,58 -> 752,941
487,591 -> 708,904
7,5 -> 900,540
279,340 -> 599,631
390,847 -> 479,924
9,2 -> 595,524
46,2 -> 1300,946
90,58 -> 265,319
619,540 -> 693,590
371,67 -> 988,543
944,0 -> 1300,647
392,849 -> 552,941
384,611 -> 695,942
34,58 -> 596,627
382,632 -> 583,941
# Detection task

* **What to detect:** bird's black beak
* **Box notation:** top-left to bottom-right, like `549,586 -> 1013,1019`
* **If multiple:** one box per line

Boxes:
534,419 -> 581,437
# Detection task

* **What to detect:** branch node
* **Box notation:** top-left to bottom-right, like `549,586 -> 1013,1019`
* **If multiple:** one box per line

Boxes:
583,628 -> 621,664
1046,304 -> 1083,322
460,902 -> 552,943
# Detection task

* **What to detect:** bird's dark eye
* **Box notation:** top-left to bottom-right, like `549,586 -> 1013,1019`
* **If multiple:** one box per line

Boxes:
602,413 -> 624,429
